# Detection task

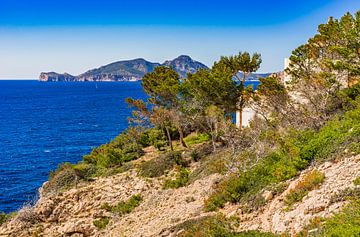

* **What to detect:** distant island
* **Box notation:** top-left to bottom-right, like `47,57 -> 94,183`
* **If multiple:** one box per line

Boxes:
39,55 -> 273,82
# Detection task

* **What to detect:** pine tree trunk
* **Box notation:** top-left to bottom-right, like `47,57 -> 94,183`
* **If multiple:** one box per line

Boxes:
178,128 -> 188,148
165,126 -> 173,151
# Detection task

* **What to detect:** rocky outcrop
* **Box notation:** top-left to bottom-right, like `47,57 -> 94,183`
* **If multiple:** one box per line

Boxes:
39,56 -> 208,82
39,72 -> 76,82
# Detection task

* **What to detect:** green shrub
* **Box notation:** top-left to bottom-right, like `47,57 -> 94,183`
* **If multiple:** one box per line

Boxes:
204,149 -> 308,212
329,187 -> 360,204
148,128 -> 168,151
354,177 -> 360,186
184,133 -> 210,146
190,143 -> 213,162
189,149 -> 229,184
0,212 -> 11,226
43,163 -> 78,194
172,215 -> 278,237
298,200 -> 360,236
299,106 -> 360,162
102,194 -> 142,216
72,163 -> 97,180
83,127 -> 145,168
163,168 -> 190,189
93,217 -> 110,230
138,151 -> 186,178
284,170 -> 325,207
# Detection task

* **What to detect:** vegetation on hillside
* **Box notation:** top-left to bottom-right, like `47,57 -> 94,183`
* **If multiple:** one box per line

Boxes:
37,10 -> 360,236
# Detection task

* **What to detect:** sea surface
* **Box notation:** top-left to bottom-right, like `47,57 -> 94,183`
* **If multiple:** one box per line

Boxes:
0,80 -> 147,213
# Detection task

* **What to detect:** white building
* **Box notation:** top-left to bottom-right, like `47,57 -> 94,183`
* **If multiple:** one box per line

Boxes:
235,58 -> 290,128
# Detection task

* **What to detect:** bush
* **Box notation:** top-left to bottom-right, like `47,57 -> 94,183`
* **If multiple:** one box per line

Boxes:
0,212 -> 10,226
284,170 -> 325,207
43,163 -> 78,194
93,217 -> 110,230
354,176 -> 360,186
298,200 -> 360,236
163,168 -> 190,189
204,149 -> 308,212
72,163 -> 97,180
184,133 -> 210,146
83,127 -> 145,168
102,194 -> 142,216
138,151 -> 186,178
299,105 -> 360,162
190,143 -> 213,162
172,215 -> 277,237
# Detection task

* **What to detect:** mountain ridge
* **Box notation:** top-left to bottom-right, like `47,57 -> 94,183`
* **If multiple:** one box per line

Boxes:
39,56 -> 208,82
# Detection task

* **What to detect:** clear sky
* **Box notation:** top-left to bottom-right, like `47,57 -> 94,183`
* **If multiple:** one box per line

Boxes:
0,0 -> 359,79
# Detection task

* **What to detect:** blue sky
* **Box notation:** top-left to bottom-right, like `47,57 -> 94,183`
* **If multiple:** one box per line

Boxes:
0,0 -> 359,79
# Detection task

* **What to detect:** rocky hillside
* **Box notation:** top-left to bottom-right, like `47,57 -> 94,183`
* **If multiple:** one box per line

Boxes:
39,56 -> 208,82
0,143 -> 359,237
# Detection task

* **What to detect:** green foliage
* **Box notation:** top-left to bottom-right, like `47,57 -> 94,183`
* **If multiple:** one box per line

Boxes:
299,104 -> 360,162
285,170 -> 325,207
298,200 -> 360,236
138,151 -> 185,178
43,163 -> 78,194
141,66 -> 180,107
83,127 -> 145,168
146,127 -> 168,150
102,194 -> 142,216
190,143 -> 213,162
354,177 -> 360,186
189,149 -> 229,183
163,168 -> 190,189
204,148 -> 308,211
0,212 -> 11,226
329,187 -> 360,204
93,217 -> 110,230
184,133 -> 210,146
174,215 -> 277,237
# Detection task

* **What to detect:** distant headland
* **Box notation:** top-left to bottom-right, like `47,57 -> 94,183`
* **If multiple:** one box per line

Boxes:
39,55 -> 273,82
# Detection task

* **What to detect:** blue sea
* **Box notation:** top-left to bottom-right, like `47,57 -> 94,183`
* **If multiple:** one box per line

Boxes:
0,80 -> 147,213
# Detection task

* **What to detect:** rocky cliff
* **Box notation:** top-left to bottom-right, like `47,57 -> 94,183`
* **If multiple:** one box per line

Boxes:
39,56 -> 208,82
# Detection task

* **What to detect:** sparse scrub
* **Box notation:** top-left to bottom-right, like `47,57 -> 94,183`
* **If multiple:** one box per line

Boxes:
354,176 -> 360,186
43,163 -> 78,194
163,167 -> 190,189
93,217 -> 110,230
184,133 -> 210,146
138,151 -> 186,178
172,215 -> 278,237
190,143 -> 213,162
285,170 -> 325,207
16,205 -> 39,224
0,212 -> 11,226
102,194 -> 142,216
298,200 -> 360,236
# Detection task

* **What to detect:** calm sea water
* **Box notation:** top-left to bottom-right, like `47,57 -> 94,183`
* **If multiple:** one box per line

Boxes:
0,80 -> 147,213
